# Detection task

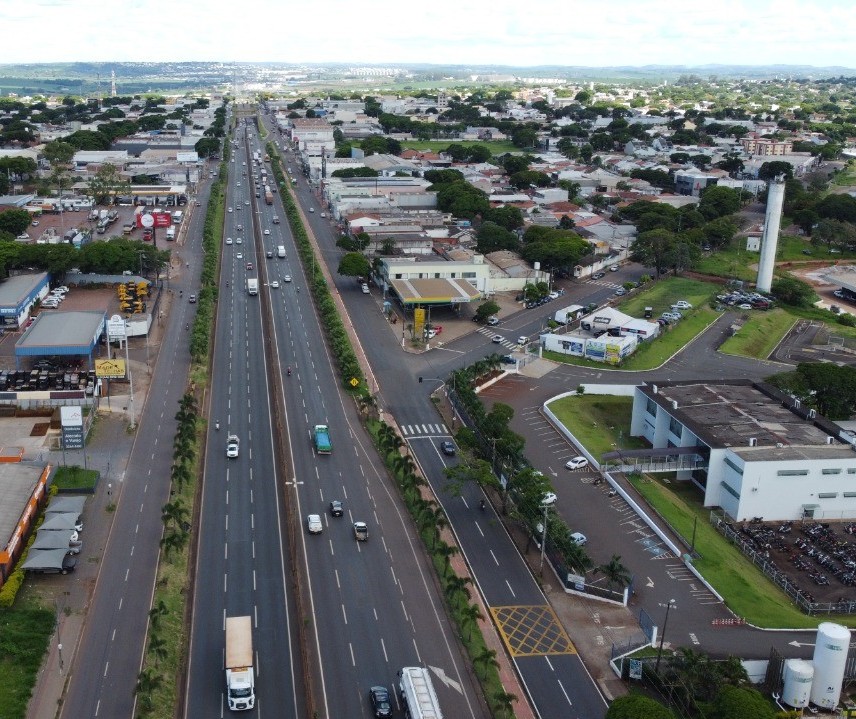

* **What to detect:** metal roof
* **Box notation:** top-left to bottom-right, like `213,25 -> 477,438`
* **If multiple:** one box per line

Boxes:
0,273 -> 48,308
0,464 -> 44,547
46,496 -> 86,515
31,530 -> 75,550
17,310 -> 105,356
21,547 -> 67,570
389,278 -> 481,305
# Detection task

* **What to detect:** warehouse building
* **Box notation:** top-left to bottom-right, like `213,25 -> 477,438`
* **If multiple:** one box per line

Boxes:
0,273 -> 51,329
15,310 -> 106,369
629,380 -> 856,522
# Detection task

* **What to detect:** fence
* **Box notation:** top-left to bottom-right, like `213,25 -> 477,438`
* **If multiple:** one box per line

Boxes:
710,511 -> 856,616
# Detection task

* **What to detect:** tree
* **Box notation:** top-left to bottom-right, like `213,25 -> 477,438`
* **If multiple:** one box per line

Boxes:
758,160 -> 794,181
814,218 -> 856,251
85,163 -> 130,205
476,222 -> 518,254
483,205 -> 524,231
632,229 -> 676,278
337,252 -> 371,278
816,193 -> 856,223
508,170 -> 551,190
595,555 -> 631,592
194,137 -> 220,158
698,186 -> 742,220
474,300 -> 500,323
511,127 -> 537,148
793,363 -> 856,420
43,140 -> 76,166
473,647 -> 499,679
710,686 -> 775,719
716,152 -> 744,176
0,209 -> 32,236
605,694 -> 676,719
771,276 -> 816,307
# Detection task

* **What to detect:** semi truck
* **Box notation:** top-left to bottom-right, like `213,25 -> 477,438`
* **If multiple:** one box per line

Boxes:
313,424 -> 332,454
264,185 -> 273,205
398,667 -> 442,719
247,278 -> 259,296
225,616 -> 255,711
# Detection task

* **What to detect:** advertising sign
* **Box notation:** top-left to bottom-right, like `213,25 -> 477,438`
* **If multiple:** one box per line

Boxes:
413,307 -> 426,340
95,358 -> 127,379
106,314 -> 127,341
629,659 -> 643,680
60,406 -> 83,428
153,211 -> 172,228
62,425 -> 84,450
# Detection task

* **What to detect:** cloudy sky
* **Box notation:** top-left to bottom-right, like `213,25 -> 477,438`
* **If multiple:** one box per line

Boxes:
4,0 -> 855,68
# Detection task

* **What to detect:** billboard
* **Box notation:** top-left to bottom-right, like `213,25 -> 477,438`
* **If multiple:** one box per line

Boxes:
136,211 -> 172,229
95,358 -> 126,379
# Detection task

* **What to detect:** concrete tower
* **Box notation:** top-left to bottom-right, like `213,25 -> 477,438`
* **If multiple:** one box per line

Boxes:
756,176 -> 786,293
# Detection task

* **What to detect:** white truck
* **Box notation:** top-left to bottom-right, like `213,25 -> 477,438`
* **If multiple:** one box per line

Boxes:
398,667 -> 443,719
247,278 -> 258,296
225,616 -> 255,711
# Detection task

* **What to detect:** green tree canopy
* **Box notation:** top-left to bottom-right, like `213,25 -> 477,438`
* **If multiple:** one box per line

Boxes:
483,205 -> 524,231
0,209 -> 32,236
43,140 -> 76,166
476,222 -> 518,254
710,686 -> 775,719
758,160 -> 794,181
605,694 -> 676,719
337,252 -> 371,278
331,167 -> 378,178
474,300 -> 500,323
698,185 -> 742,220
771,276 -> 816,307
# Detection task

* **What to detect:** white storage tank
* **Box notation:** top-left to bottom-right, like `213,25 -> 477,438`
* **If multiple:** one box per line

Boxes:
810,622 -> 851,710
782,658 -> 813,708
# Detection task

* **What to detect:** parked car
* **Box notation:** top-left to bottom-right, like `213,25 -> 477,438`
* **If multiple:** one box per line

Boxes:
565,456 -> 589,470
672,300 -> 693,310
500,355 -> 517,365
569,531 -> 588,546
486,316 -> 500,326
541,492 -> 558,506
609,265 -> 620,272
614,287 -> 626,296
592,272 -> 605,280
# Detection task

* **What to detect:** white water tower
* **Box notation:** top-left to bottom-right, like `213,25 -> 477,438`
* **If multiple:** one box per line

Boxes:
810,622 -> 851,710
782,658 -> 813,708
756,176 -> 786,293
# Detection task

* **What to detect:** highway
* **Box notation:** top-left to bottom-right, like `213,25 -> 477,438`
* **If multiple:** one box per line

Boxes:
186,121 -> 488,719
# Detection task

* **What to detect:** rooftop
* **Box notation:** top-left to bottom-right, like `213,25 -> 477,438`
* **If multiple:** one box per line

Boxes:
18,310 -> 105,351
0,273 -> 48,307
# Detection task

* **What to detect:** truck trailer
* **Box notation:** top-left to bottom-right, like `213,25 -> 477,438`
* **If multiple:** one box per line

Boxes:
398,667 -> 442,719
247,278 -> 259,296
225,616 -> 255,711
313,424 -> 332,454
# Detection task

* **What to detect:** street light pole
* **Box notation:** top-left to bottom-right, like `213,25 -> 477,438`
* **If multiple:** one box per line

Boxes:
654,599 -> 677,674
124,322 -> 135,430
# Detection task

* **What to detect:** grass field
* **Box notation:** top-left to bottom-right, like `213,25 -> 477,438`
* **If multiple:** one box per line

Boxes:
618,277 -> 720,316
630,475 -> 855,628
51,465 -> 98,491
546,395 -> 646,459
718,308 -> 797,359
832,160 -> 856,187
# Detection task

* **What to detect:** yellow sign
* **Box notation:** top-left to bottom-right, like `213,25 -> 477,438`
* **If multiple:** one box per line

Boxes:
95,359 -> 126,379
349,378 -> 359,387
414,308 -> 426,339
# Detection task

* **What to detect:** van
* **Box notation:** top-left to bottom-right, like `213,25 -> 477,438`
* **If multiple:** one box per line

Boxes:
165,226 -> 176,241
172,211 -> 183,224
272,216 -> 279,224
277,246 -> 286,258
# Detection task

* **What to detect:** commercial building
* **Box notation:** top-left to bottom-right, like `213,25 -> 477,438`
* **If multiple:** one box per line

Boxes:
740,136 -> 794,156
16,310 -> 106,369
0,273 -> 51,329
629,380 -> 856,522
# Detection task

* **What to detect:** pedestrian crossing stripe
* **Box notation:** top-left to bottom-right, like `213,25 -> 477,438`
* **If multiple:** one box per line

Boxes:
401,423 -> 449,436
475,327 -> 518,349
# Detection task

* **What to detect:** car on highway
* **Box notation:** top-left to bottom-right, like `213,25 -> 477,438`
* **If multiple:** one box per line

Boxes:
353,521 -> 368,541
307,514 -> 323,534
246,262 -> 253,271
309,208 -> 315,213
320,212 -> 327,218
329,500 -> 344,517
491,335 -> 503,344
264,229 -> 270,235
236,224 -> 243,232
486,316 -> 500,326
440,440 -> 456,456
369,686 -> 392,718
361,283 -> 370,294
267,250 -> 274,258
226,237 -> 233,245
541,492 -> 558,506
517,336 -> 528,346
244,200 -> 250,206
228,207 -> 233,213
270,280 -> 280,288
188,294 -> 197,304
226,434 -> 239,458
236,252 -> 243,259
236,237 -> 242,244
284,275 -> 292,283
565,456 -> 589,470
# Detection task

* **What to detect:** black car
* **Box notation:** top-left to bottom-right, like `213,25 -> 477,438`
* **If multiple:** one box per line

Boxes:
329,500 -> 343,517
369,686 -> 392,718
440,440 -> 456,456
500,354 -> 517,365
592,272 -> 605,280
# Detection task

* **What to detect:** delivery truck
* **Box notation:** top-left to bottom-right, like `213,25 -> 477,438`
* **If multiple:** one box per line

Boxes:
247,278 -> 259,296
399,667 -> 442,719
225,616 -> 255,711
313,424 -> 332,454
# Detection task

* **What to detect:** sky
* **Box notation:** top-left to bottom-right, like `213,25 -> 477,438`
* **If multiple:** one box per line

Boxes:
3,0 -> 856,68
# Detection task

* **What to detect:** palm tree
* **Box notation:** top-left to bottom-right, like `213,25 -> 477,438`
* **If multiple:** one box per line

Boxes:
391,454 -> 416,480
435,542 -> 459,578
492,689 -> 518,719
473,647 -> 499,679
460,603 -> 484,640
149,600 -> 168,629
148,634 -> 168,667
135,668 -> 163,709
161,500 -> 188,530
444,574 -> 472,608
595,554 -> 632,593
171,462 -> 192,490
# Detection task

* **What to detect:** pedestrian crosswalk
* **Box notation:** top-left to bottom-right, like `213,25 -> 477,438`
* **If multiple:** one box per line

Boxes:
400,422 -> 450,438
586,279 -> 622,289
475,327 -> 520,350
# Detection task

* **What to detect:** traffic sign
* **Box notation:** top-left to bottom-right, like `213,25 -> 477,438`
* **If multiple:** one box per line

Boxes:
349,378 -> 359,387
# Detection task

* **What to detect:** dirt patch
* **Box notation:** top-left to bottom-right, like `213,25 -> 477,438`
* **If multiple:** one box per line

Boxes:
30,422 -> 50,436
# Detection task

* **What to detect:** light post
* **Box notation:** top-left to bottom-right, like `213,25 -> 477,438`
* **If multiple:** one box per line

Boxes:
654,599 -> 677,674
539,500 -> 551,575
57,643 -> 64,675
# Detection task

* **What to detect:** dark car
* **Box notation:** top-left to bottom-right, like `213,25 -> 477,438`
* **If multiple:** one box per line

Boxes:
500,354 -> 517,365
592,272 -> 605,280
329,500 -> 343,517
440,440 -> 456,456
369,686 -> 392,718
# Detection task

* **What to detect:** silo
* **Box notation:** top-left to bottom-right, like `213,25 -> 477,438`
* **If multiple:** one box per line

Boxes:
782,658 -> 813,708
810,622 -> 851,709
756,176 -> 786,293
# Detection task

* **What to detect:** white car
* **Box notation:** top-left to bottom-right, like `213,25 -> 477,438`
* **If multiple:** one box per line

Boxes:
284,275 -> 292,283
541,492 -> 558,506
565,456 -> 589,470
569,531 -> 588,546
55,286 -> 69,293
309,208 -> 315,213
320,212 -> 327,218
228,207 -> 233,213
226,237 -> 233,245
226,435 -> 239,458
264,229 -> 270,235
307,514 -> 323,534
236,252 -> 243,259
672,300 -> 693,310
237,182 -> 241,187
236,237 -> 242,244
517,336 -> 528,346
244,200 -> 250,206
270,280 -> 280,288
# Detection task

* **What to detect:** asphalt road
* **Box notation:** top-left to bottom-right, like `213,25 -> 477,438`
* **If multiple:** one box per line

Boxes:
184,125 -> 488,719
59,178 -> 213,718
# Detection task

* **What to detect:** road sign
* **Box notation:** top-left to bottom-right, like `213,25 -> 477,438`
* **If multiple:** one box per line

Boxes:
349,378 -> 359,387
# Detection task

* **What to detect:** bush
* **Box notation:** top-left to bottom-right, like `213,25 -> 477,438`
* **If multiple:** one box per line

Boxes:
0,568 -> 24,608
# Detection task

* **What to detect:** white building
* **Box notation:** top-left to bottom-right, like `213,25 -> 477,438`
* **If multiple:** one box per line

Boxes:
629,380 -> 856,521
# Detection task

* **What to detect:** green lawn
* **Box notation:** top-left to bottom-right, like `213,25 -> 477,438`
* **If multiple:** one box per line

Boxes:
718,308 -> 797,359
51,465 -> 98,491
399,139 -> 519,155
0,604 -> 54,719
547,395 -> 647,460
831,160 -> 856,187
629,475 -> 855,629
618,277 -> 720,316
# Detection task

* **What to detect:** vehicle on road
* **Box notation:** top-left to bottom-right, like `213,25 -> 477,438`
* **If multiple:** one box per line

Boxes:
353,521 -> 369,541
284,275 -> 292,283
369,686 -> 393,718
236,252 -> 243,259
236,237 -> 242,244
329,500 -> 343,517
270,280 -> 280,288
264,229 -> 270,235
592,272 -> 605,280
188,294 -> 197,304
565,456 -> 589,470
246,278 -> 258,296
542,492 -> 558,506
609,264 -> 620,272
313,424 -> 332,454
361,283 -> 370,294
225,616 -> 255,711
309,207 -> 315,213
569,531 -> 588,545
614,287 -> 626,295
486,316 -> 500,326
267,250 -> 274,258
440,440 -> 456,456
500,354 -> 516,365
246,262 -> 253,271
398,667 -> 442,719
491,335 -> 503,344
277,246 -> 286,258
226,434 -> 240,458
226,237 -> 233,245
228,207 -> 233,213
517,336 -> 528,346
307,514 -> 323,534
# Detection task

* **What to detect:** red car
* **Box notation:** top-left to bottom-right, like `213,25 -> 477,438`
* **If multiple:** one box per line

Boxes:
246,262 -> 253,271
